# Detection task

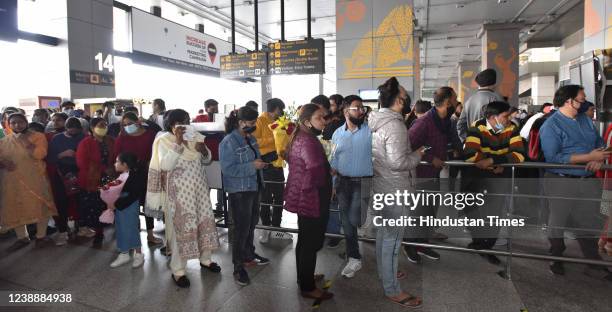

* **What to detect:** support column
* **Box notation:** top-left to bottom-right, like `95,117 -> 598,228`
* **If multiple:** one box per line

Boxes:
479,23 -> 522,106
261,75 -> 272,111
67,0 -> 115,99
457,61 -> 480,102
336,0 -> 416,97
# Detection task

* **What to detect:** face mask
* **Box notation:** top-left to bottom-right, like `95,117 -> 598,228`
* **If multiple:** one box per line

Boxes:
349,116 -> 365,126
447,105 -> 456,117
63,109 -> 74,115
577,101 -> 591,114
124,124 -> 139,134
94,127 -> 108,137
307,122 -> 323,136
494,117 -> 505,132
242,126 -> 256,134
401,98 -> 411,116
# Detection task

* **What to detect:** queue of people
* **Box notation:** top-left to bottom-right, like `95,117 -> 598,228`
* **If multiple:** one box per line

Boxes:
1,72 -> 612,310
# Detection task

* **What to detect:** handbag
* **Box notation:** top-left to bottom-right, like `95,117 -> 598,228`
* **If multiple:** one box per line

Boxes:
99,209 -> 114,224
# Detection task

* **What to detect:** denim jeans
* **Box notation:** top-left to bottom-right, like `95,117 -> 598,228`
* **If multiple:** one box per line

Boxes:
376,225 -> 405,297
337,177 -> 366,259
326,197 -> 341,235
229,191 -> 260,272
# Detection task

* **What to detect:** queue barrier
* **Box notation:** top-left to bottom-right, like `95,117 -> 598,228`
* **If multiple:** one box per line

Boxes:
215,161 -> 612,281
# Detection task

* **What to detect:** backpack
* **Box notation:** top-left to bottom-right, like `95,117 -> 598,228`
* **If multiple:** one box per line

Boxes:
527,112 -> 554,161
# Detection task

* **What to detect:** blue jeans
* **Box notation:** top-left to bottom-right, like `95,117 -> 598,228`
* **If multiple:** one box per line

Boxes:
326,197 -> 341,236
337,177 -> 365,259
376,225 -> 405,297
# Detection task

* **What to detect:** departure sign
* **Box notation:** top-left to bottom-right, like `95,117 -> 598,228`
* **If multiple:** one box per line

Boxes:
220,52 -> 268,78
268,39 -> 325,75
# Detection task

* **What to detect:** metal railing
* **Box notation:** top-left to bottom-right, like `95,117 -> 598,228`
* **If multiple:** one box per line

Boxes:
216,161 -> 612,281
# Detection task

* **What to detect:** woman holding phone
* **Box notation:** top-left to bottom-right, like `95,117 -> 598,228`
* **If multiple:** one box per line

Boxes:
284,104 -> 334,301
145,109 -> 220,288
220,107 -> 270,287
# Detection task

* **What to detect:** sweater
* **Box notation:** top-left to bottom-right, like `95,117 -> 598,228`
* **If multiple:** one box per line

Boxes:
464,118 -> 525,164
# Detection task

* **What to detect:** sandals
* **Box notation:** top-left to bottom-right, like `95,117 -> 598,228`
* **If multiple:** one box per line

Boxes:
301,290 -> 334,301
147,236 -> 163,246
387,294 -> 423,309
200,262 -> 222,273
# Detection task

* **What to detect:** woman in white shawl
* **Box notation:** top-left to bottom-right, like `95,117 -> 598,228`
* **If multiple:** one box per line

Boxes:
145,109 -> 220,288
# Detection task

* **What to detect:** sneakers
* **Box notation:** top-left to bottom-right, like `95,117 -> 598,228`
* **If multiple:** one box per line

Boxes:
327,237 -> 342,249
403,246 -> 421,264
54,232 -> 69,246
110,253 -> 131,268
234,268 -> 250,286
76,227 -> 96,238
259,230 -> 270,244
132,253 -> 145,268
418,248 -> 441,260
341,257 -> 362,278
549,261 -> 565,275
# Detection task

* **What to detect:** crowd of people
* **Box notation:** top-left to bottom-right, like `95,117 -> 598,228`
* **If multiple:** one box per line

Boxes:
1,71 -> 612,308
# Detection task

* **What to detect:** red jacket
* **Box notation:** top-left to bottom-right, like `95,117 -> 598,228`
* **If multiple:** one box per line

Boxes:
193,114 -> 211,122
284,129 -> 331,218
76,136 -> 115,192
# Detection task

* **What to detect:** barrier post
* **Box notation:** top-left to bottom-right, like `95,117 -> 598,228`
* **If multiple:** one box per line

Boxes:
500,165 -> 516,280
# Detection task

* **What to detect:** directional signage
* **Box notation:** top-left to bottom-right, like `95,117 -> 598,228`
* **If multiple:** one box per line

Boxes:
268,39 -> 325,75
220,52 -> 268,79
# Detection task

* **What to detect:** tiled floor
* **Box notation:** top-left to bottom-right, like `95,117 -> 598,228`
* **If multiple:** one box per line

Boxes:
0,211 -> 611,312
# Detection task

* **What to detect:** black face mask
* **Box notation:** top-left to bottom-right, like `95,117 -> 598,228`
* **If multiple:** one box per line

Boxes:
447,105 -> 456,118
401,98 -> 411,116
309,126 -> 322,136
242,126 -> 256,134
577,101 -> 591,114
349,116 -> 365,126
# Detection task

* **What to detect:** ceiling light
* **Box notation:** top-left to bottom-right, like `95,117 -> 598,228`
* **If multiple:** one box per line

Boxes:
497,0 -> 508,4
456,4 -> 465,8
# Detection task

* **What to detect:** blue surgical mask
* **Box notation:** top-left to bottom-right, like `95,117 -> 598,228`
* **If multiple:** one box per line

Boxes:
494,117 -> 505,132
124,124 -> 139,134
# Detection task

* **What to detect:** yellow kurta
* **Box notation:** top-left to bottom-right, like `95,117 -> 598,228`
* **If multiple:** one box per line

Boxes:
0,131 -> 57,229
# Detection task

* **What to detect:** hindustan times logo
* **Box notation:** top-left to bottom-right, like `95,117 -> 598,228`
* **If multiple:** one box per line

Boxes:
372,190 -> 485,211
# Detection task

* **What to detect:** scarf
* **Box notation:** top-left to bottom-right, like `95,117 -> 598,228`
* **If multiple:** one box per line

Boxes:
144,132 -> 203,219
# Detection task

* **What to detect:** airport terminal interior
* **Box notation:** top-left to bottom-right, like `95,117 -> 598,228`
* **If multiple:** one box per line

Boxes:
1,0 -> 612,311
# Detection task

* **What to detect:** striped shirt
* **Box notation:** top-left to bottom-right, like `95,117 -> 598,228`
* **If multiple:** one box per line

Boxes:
464,118 -> 525,164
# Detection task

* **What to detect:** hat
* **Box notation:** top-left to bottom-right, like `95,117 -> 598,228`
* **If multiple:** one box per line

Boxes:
475,69 -> 497,87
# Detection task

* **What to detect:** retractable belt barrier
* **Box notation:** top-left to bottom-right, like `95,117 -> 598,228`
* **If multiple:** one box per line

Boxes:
216,161 -> 612,280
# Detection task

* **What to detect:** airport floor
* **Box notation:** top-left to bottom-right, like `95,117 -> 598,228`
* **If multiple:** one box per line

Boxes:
1,209 -> 611,312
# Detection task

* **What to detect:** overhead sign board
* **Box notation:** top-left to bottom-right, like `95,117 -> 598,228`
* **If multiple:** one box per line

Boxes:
130,7 -> 244,76
267,39 -> 325,76
220,52 -> 268,79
